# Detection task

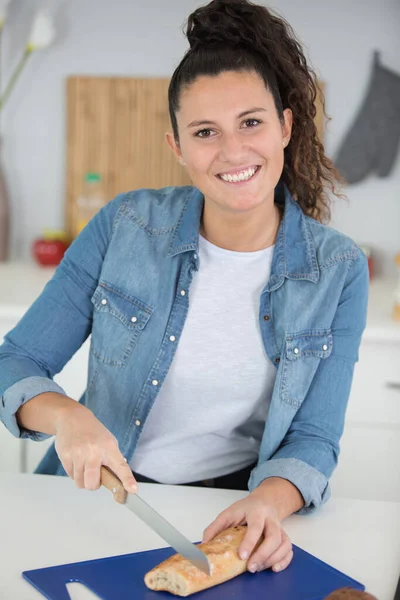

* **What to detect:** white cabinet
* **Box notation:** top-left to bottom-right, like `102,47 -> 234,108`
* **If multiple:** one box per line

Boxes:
330,419 -> 400,502
345,340 -> 400,425
330,288 -> 400,502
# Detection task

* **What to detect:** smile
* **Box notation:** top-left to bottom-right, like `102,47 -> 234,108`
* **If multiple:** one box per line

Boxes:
217,165 -> 261,184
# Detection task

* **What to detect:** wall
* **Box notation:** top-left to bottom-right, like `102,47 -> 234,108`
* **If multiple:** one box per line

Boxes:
2,0 -> 399,275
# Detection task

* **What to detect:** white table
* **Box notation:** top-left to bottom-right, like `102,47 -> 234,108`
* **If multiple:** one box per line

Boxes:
1,474 -> 399,599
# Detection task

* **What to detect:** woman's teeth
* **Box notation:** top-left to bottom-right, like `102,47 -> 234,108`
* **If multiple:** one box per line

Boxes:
219,166 -> 259,183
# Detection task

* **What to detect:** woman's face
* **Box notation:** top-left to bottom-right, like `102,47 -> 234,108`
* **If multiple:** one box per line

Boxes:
167,70 -> 292,215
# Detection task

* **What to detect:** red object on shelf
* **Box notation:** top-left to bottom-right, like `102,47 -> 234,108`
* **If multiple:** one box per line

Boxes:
32,230 -> 70,267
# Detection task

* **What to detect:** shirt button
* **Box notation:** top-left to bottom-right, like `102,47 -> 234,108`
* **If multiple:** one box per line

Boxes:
101,299 -> 107,305
152,379 -> 159,386
322,344 -> 328,351
169,335 -> 176,342
131,316 -> 138,323
180,290 -> 186,296
294,348 -> 300,354
263,315 -> 270,321
194,253 -> 197,260
275,357 -> 280,363
135,420 -> 141,426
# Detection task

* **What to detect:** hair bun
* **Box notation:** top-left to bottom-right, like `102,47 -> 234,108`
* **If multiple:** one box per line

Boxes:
186,0 -> 258,51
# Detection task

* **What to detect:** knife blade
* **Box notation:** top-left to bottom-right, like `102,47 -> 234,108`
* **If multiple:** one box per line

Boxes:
100,466 -> 211,575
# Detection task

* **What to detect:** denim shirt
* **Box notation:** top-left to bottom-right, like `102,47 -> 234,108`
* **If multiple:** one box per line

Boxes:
0,183 -> 369,514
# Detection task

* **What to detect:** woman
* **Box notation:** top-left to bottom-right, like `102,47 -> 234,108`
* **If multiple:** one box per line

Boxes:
0,0 -> 368,577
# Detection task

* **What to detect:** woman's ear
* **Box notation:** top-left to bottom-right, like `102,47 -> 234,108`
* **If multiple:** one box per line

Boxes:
166,132 -> 186,166
282,108 -> 293,146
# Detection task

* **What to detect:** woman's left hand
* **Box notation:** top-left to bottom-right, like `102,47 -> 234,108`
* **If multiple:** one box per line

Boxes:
202,493 -> 293,574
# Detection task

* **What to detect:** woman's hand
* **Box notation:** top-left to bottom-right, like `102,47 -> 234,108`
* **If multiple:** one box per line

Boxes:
202,493 -> 293,573
54,403 -> 137,493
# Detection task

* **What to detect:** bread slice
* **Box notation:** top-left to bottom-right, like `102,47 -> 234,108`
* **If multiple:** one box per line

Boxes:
144,525 -> 258,596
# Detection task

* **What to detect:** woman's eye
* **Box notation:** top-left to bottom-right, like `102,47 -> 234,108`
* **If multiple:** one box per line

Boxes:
195,128 -> 215,138
242,118 -> 261,128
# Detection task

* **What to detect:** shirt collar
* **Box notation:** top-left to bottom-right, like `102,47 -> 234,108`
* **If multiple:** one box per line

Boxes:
168,182 -> 319,286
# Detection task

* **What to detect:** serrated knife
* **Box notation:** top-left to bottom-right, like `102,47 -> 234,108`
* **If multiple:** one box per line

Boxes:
100,466 -> 210,575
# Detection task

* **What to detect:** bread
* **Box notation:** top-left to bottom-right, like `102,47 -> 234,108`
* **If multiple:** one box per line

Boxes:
324,589 -> 377,599
144,525 -> 259,596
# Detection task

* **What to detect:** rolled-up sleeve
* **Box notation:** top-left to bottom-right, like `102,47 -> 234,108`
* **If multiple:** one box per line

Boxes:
1,377 -> 66,440
0,193 -> 125,440
249,249 -> 369,514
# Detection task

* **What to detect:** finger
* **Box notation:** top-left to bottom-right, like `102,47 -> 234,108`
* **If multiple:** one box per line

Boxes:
246,523 -> 282,572
272,549 -> 293,573
84,460 -> 102,491
264,533 -> 292,569
202,513 -> 232,543
239,516 -> 264,563
104,453 -> 137,493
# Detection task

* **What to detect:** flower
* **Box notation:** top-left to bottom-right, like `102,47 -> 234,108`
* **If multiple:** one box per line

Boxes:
0,9 -> 57,111
26,10 -> 56,52
0,0 -> 11,30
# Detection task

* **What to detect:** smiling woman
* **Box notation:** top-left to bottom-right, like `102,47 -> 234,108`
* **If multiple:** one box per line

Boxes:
0,0 -> 369,588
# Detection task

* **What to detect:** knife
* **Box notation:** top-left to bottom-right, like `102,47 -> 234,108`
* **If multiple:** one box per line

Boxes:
100,466 -> 211,575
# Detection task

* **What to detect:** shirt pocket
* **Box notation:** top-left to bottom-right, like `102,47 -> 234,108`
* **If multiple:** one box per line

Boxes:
90,282 -> 153,367
280,329 -> 333,408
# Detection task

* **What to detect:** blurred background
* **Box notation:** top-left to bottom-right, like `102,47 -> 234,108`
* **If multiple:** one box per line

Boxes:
0,0 -> 399,273
0,0 -> 399,504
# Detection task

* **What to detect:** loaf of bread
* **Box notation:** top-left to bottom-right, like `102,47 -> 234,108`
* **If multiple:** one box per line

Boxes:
144,525 -> 259,597
324,589 -> 377,599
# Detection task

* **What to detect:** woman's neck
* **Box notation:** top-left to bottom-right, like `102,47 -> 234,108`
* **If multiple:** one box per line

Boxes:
200,200 -> 281,252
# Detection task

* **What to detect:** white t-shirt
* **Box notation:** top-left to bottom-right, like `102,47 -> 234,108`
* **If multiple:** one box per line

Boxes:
130,235 -> 277,483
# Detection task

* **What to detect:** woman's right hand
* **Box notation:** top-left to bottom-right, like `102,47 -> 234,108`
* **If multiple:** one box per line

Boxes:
54,403 -> 137,493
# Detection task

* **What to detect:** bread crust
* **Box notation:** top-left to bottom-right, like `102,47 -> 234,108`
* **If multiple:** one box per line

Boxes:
144,525 -> 257,596
324,589 -> 377,599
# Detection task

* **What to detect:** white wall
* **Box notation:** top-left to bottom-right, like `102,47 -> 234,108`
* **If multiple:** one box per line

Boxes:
2,0 -> 400,275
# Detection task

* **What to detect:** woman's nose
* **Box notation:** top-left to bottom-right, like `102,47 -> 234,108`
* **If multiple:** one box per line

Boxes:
218,133 -> 247,163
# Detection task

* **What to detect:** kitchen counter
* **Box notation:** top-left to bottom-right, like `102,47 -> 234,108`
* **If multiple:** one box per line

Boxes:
0,261 -> 399,340
1,473 -> 399,599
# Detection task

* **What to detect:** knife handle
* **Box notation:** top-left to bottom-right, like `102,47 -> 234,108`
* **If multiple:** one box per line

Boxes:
100,466 -> 128,504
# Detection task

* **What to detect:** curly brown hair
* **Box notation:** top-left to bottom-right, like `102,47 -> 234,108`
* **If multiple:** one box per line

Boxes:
168,0 -> 345,223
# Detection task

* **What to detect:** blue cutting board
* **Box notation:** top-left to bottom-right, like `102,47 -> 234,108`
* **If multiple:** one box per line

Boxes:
23,543 -> 364,599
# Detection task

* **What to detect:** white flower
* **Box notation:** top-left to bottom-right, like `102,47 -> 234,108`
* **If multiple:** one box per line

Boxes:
0,0 -> 12,28
26,10 -> 56,51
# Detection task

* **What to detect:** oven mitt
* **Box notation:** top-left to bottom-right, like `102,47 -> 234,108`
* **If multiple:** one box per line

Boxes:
334,51 -> 400,184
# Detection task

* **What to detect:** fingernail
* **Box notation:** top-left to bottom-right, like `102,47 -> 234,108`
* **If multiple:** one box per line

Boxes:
273,563 -> 281,572
240,550 -> 249,560
249,564 -> 258,573
130,482 -> 137,491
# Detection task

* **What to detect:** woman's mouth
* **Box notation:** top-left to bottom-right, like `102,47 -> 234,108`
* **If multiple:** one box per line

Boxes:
216,165 -> 261,185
